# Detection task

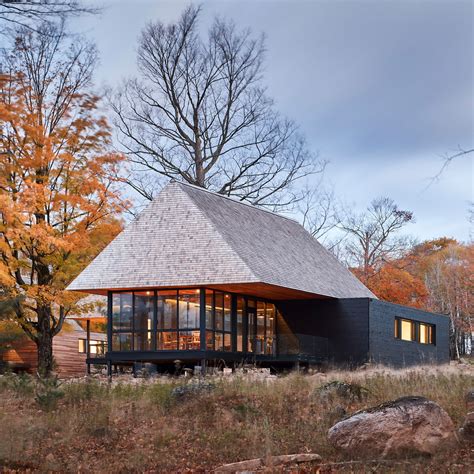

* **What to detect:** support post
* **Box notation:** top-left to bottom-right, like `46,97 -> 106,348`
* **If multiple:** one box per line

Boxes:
86,318 -> 91,375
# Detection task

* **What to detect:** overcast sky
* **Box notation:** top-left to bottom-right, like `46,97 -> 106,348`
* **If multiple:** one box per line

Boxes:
73,0 -> 473,242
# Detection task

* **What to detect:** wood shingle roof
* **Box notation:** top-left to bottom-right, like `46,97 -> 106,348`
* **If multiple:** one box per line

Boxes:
67,181 -> 375,299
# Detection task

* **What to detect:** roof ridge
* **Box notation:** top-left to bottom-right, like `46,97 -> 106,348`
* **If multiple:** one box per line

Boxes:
174,183 -> 260,283
170,180 -> 300,224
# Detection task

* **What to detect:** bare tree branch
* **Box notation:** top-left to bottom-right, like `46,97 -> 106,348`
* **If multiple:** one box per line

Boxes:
340,197 -> 414,284
427,146 -> 474,188
110,5 -> 324,210
0,0 -> 98,32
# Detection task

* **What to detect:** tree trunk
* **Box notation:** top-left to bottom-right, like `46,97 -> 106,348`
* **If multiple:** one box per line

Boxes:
36,305 -> 55,377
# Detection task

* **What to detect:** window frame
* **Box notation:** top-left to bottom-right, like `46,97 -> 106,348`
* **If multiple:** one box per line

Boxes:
394,317 -> 435,345
108,288 -> 279,354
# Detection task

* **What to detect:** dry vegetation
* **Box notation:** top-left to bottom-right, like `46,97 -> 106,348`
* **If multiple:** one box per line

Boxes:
0,364 -> 472,473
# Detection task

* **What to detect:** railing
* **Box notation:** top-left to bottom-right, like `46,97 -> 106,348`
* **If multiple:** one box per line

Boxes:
277,333 -> 328,360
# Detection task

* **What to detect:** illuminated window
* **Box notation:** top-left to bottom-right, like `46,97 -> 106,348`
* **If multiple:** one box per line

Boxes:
78,339 -> 86,353
395,317 -> 435,345
206,291 -> 232,351
78,339 -> 106,354
419,323 -> 434,344
400,319 -> 415,341
236,297 -> 244,352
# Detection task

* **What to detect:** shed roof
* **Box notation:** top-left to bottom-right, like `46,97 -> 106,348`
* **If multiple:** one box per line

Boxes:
67,181 -> 375,299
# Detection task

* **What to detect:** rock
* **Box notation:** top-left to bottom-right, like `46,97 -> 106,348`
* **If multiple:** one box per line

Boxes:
215,458 -> 263,472
328,396 -> 458,458
215,453 -> 321,472
318,380 -> 369,402
269,453 -> 322,466
171,380 -> 215,399
459,390 -> 474,441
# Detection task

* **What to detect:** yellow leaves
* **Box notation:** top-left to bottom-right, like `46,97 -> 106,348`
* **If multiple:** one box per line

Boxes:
0,71 -> 125,314
0,264 -> 15,287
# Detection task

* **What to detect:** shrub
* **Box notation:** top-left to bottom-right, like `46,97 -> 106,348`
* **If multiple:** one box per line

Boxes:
34,376 -> 64,411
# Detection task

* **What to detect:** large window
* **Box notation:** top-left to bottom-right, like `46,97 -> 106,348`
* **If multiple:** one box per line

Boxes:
246,299 -> 276,355
394,317 -> 435,345
109,288 -> 277,354
111,289 -> 200,351
134,291 -> 153,350
205,290 -> 232,351
236,296 -> 244,352
178,290 -> 200,350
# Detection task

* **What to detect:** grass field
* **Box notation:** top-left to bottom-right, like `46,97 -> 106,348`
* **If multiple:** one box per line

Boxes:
0,363 -> 472,472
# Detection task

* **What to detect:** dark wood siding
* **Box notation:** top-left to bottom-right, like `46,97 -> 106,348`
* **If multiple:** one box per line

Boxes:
368,299 -> 450,366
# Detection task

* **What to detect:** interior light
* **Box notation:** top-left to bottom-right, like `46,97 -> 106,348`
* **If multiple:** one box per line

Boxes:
146,291 -> 151,295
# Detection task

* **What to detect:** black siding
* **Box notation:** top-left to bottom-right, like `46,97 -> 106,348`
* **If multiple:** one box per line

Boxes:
276,298 -> 449,367
368,299 -> 450,367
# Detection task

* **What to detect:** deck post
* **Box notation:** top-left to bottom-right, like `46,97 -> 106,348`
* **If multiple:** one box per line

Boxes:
199,288 -> 206,376
86,318 -> 91,375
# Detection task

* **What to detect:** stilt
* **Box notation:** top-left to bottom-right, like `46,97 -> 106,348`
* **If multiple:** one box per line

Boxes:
201,358 -> 207,376
107,360 -> 112,378
86,319 -> 91,375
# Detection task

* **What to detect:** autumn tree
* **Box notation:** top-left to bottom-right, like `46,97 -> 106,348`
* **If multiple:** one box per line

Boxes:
111,5 -> 324,209
341,197 -> 414,285
424,243 -> 473,358
0,23 -> 124,376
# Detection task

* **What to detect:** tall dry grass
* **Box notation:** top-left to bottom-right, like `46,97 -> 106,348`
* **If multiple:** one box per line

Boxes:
0,363 -> 472,472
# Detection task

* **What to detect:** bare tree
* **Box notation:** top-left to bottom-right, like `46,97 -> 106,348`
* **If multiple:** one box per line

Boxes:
297,180 -> 343,251
0,0 -> 97,31
111,5 -> 324,209
341,197 -> 414,284
428,146 -> 473,187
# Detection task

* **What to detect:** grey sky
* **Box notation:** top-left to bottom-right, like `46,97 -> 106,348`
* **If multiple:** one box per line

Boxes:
73,0 -> 473,241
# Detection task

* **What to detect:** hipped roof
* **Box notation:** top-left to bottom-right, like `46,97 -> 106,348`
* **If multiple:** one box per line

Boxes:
67,181 -> 375,300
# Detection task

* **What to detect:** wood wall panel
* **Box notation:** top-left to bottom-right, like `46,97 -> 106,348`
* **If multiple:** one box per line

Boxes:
1,330 -> 105,377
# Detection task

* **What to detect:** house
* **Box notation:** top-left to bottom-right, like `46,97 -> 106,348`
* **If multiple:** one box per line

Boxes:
67,181 -> 449,373
0,319 -> 106,377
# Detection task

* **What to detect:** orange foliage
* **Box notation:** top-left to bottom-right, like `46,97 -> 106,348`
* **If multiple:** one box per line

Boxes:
356,238 -> 473,323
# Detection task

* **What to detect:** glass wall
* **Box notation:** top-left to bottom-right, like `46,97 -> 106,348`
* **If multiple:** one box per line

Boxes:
110,288 -> 277,354
111,289 -> 199,351
205,290 -> 232,351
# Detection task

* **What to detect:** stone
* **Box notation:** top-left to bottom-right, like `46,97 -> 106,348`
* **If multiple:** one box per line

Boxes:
269,453 -> 322,466
318,380 -> 369,402
328,396 -> 458,458
215,458 -> 263,472
459,390 -> 474,441
215,453 -> 321,472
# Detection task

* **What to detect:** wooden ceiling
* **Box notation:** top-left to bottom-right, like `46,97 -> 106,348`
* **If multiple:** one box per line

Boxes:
73,282 -> 329,301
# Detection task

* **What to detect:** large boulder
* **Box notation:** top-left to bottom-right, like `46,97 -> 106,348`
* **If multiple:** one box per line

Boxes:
459,390 -> 474,442
328,396 -> 458,458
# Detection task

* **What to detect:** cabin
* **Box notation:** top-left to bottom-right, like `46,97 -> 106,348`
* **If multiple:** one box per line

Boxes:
67,181 -> 449,374
0,320 -> 106,377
